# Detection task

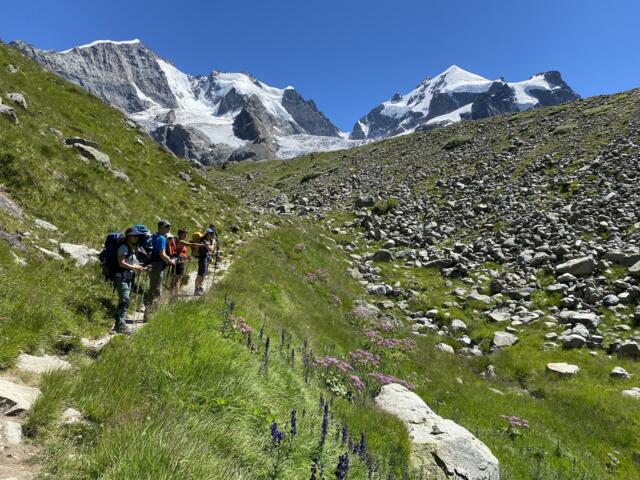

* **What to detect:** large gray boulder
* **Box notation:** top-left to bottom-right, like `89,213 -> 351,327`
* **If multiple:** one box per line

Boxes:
375,383 -> 499,479
59,243 -> 100,267
6,92 -> 27,109
492,332 -> 518,349
0,191 -> 23,218
555,256 -> 596,276
629,261 -> 640,279
0,378 -> 41,416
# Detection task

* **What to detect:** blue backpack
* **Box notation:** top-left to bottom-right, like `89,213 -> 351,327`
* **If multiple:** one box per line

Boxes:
99,232 -> 125,282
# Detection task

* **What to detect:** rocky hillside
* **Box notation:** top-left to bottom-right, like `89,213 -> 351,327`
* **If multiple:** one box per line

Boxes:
351,65 -> 579,139
11,39 -> 356,164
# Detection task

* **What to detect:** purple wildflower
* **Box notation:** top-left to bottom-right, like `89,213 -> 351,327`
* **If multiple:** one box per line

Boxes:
351,375 -> 365,391
321,403 -> 329,445
335,453 -> 349,479
290,409 -> 297,436
270,421 -> 284,446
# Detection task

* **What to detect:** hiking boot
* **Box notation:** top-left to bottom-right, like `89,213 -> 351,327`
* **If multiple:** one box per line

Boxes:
114,324 -> 133,335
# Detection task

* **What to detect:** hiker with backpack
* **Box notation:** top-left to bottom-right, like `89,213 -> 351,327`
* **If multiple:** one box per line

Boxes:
194,227 -> 216,296
144,220 -> 176,319
113,227 -> 148,334
172,229 -> 202,294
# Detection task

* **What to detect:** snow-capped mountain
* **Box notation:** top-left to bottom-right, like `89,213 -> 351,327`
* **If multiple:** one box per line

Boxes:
351,65 -> 579,140
12,39 -> 359,164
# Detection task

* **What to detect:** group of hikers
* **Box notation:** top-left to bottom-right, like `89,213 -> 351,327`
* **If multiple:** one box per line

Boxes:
100,220 -> 219,334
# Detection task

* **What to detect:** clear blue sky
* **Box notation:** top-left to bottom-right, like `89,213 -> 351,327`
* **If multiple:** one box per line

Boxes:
3,0 -> 639,131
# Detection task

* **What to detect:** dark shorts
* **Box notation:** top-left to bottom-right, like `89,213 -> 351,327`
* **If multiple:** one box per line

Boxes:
197,255 -> 209,276
175,258 -> 187,276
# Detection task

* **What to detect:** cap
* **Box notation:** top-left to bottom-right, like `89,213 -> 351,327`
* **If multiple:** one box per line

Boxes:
158,219 -> 172,229
205,227 -> 214,234
125,226 -> 144,237
178,229 -> 187,234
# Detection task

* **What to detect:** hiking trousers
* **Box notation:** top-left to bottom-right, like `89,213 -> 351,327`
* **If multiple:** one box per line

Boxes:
144,261 -> 165,311
115,275 -> 132,329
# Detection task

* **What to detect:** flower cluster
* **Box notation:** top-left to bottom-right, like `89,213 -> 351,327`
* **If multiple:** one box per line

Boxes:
352,305 -> 373,320
294,243 -> 306,251
316,355 -> 354,373
501,415 -> 529,429
348,349 -> 381,368
380,320 -> 396,332
350,375 -> 365,391
233,316 -> 253,335
305,268 -> 330,283
368,372 -> 415,390
363,329 -> 417,351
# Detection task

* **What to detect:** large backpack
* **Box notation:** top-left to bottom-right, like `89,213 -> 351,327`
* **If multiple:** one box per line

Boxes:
99,232 -> 125,282
190,231 -> 203,258
166,235 -> 178,258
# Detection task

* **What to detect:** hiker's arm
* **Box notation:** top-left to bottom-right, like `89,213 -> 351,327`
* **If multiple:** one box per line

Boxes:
118,254 -> 144,271
159,248 -> 174,265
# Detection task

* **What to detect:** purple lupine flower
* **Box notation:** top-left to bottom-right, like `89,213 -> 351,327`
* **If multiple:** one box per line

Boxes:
358,432 -> 366,459
310,464 -> 317,480
321,403 -> 329,445
335,453 -> 349,479
270,421 -> 284,446
341,426 -> 348,445
290,409 -> 297,436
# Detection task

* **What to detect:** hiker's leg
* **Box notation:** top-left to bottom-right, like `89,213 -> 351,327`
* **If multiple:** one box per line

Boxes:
145,262 -> 163,313
114,276 -> 131,331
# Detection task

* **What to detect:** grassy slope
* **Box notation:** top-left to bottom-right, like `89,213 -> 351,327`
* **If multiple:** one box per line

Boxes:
33,222 -> 640,478
0,42 -> 242,366
211,92 -> 640,478
31,224 -> 412,479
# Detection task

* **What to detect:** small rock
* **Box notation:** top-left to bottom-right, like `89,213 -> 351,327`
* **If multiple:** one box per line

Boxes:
436,343 -> 455,354
7,92 -> 27,109
546,362 -> 580,376
617,341 -> 640,359
1,420 -> 22,445
492,331 -> 519,348
622,387 -> 640,399
34,218 -> 58,231
74,144 -> 111,169
556,256 -> 595,276
610,367 -> 631,379
0,104 -> 19,124
372,249 -> 394,262
62,407 -> 83,425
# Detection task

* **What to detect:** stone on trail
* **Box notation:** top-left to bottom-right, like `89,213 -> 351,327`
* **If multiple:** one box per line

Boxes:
0,378 -> 41,416
59,243 -> 100,267
555,256 -> 595,276
1,420 -> 23,445
80,335 -> 112,354
375,383 -> 499,480
16,354 -> 71,374
546,362 -> 580,376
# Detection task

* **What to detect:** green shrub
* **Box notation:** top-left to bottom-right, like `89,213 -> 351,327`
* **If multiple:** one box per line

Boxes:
443,136 -> 472,150
372,198 -> 399,215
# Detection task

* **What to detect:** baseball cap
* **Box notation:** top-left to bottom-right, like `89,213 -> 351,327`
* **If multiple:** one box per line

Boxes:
158,219 -> 172,229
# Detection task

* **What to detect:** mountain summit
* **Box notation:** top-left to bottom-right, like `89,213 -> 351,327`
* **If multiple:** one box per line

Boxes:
12,39 -> 354,164
350,65 -> 579,139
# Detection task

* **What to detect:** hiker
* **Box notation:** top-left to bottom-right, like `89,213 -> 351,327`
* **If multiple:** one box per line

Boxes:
194,227 -> 216,296
172,229 -> 201,294
144,219 -> 176,319
114,226 -> 147,334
